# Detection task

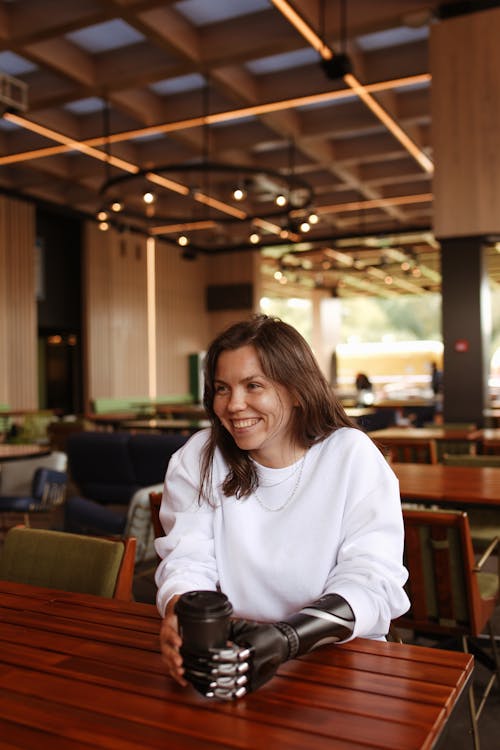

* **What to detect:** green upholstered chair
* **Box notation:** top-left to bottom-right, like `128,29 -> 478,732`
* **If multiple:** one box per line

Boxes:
0,527 -> 136,601
442,454 -> 500,554
395,508 -> 499,750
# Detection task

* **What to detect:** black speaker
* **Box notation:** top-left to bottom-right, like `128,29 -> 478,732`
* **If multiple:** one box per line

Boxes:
321,53 -> 352,81
206,283 -> 253,311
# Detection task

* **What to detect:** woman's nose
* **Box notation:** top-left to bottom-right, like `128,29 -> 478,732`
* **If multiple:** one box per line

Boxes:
227,388 -> 246,411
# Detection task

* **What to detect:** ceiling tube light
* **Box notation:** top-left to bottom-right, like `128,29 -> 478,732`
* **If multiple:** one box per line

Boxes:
2,112 -> 139,173
343,72 -> 434,174
272,1 -> 433,175
0,73 -> 429,166
271,0 -> 333,59
317,192 -> 433,215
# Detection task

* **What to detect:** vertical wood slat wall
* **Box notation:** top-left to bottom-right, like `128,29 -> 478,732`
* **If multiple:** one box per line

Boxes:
83,223 -> 150,406
431,6 -> 500,237
0,196 -> 37,408
155,238 -> 209,397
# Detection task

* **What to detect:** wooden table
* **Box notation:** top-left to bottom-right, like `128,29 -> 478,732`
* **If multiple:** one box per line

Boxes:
0,581 -> 473,749
469,428 -> 500,451
482,409 -> 500,427
122,418 -> 210,434
83,411 -> 138,429
155,403 -> 207,419
393,461 -> 500,507
370,427 -> 478,442
0,444 -> 51,461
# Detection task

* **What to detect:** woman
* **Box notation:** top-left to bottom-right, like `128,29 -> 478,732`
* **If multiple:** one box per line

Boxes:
156,315 -> 409,699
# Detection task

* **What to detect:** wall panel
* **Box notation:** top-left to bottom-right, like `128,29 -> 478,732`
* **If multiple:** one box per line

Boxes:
83,224 -> 149,406
206,251 -> 259,340
0,196 -> 37,408
431,7 -> 500,237
155,241 -> 209,396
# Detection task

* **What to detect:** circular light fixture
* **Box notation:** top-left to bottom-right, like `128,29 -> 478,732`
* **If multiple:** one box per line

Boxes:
99,162 -> 314,252
249,232 -> 260,244
97,210 -> 108,221
99,221 -> 110,231
308,212 -> 319,225
111,201 -> 124,212
178,235 -> 189,247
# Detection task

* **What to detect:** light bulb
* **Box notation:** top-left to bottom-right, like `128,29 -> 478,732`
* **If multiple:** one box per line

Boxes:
308,212 -> 319,224
143,191 -> 155,204
97,210 -> 108,221
275,194 -> 287,207
249,232 -> 260,244
99,221 -> 110,231
299,220 -> 310,233
178,235 -> 189,247
233,187 -> 246,201
111,201 -> 124,212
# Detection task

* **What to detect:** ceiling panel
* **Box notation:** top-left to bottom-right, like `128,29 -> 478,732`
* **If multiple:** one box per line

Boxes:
0,0 -> 498,296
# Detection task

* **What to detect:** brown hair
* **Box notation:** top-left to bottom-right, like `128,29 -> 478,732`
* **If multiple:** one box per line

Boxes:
200,314 -> 357,501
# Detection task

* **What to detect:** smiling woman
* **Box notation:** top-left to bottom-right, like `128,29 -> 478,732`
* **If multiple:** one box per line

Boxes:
154,314 -> 410,701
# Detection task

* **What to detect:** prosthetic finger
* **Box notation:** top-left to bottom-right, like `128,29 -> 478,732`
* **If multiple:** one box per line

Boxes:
181,644 -> 251,700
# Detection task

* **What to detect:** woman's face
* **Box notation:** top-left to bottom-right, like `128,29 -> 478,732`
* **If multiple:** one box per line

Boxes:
213,344 -> 297,467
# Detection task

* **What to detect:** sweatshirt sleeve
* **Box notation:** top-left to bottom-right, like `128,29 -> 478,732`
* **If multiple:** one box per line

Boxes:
154,431 -> 219,616
321,431 -> 410,639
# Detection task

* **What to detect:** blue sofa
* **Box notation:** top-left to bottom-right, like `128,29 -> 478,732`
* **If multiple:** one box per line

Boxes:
64,431 -> 189,560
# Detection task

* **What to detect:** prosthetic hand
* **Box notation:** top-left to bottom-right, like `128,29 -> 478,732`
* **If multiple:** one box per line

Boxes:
181,593 -> 355,700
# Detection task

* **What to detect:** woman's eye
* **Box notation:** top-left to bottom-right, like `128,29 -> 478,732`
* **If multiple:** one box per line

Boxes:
214,384 -> 228,394
247,382 -> 262,390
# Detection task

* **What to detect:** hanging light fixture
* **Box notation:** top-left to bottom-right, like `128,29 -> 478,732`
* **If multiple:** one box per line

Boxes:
98,79 -> 315,253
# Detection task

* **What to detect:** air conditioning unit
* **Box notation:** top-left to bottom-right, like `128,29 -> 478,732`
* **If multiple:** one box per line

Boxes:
0,71 -> 28,114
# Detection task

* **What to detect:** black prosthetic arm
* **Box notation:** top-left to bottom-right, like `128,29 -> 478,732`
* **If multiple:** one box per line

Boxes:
278,593 -> 355,658
181,593 -> 355,700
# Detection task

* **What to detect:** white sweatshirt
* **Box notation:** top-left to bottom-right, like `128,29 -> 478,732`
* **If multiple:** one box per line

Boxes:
155,427 -> 409,639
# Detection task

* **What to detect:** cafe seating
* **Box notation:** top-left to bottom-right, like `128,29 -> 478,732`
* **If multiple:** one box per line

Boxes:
149,490 -> 163,563
0,526 -> 136,601
383,438 -> 438,464
395,507 -> 499,750
442,454 -> 500,556
65,431 -> 187,562
149,490 -> 164,540
0,466 -> 67,529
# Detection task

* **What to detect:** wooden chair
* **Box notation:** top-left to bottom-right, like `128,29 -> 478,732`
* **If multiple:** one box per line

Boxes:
0,526 -> 136,601
149,490 -> 164,538
396,508 -> 499,750
442,454 -> 500,555
384,438 -> 438,464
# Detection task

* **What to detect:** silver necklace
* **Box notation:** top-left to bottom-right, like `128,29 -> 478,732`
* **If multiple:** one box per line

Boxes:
256,458 -> 302,488
253,451 -> 307,512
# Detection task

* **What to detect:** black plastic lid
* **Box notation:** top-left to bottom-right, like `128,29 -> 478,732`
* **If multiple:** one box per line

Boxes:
175,590 -> 233,619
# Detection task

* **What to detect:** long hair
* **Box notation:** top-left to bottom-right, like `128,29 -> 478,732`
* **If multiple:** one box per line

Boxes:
200,314 -> 357,502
